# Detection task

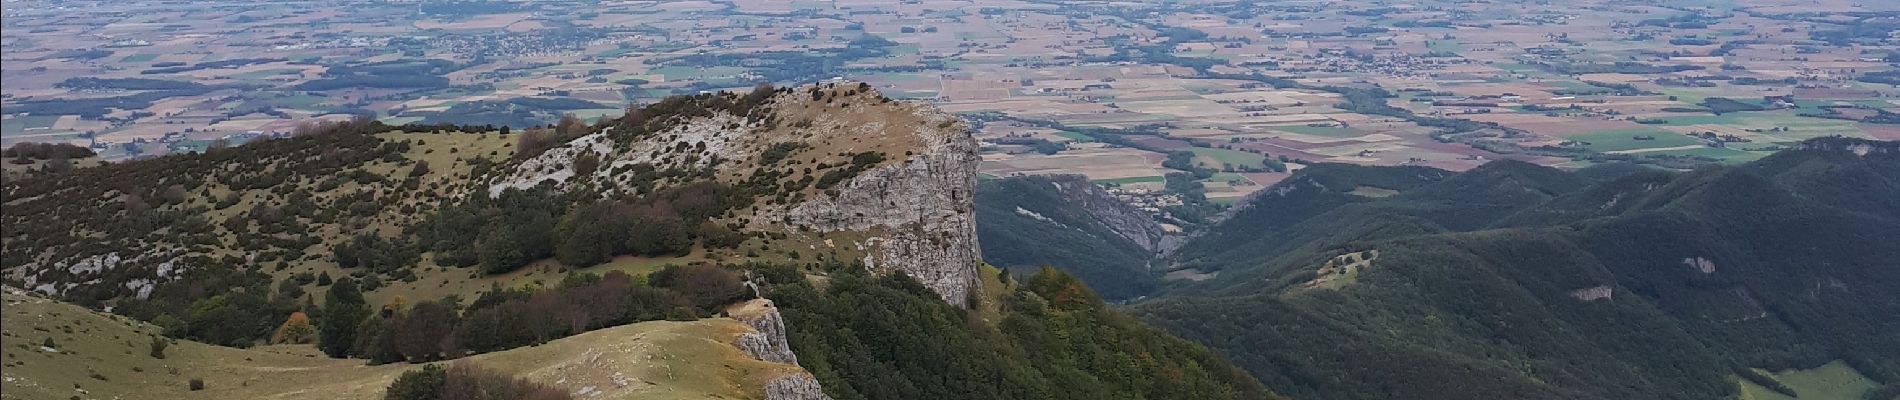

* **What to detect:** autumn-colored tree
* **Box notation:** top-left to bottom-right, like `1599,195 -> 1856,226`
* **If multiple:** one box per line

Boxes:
272,312 -> 316,344
553,113 -> 586,136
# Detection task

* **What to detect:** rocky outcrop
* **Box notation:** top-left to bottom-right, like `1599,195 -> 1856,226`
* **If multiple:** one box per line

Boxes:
727,299 -> 833,400
731,299 -> 799,365
1044,175 -> 1175,255
1570,285 -> 1615,302
770,100 -> 980,305
763,374 -> 831,400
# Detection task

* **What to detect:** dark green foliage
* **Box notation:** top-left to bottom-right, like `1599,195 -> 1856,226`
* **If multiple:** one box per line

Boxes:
476,207 -> 556,273
1866,384 -> 1900,400
332,234 -> 420,273
2,142 -> 97,160
109,256 -> 295,348
383,363 -> 571,400
55,77 -> 208,91
148,336 -> 167,359
814,152 -> 887,190
1700,97 -> 1768,114
319,278 -> 370,358
552,202 -> 629,267
383,364 -> 446,400
337,271 -> 699,364
759,142 -> 808,166
767,265 -> 1279,400
1134,138 -> 1900,400
1736,366 -> 1797,397
422,183 -> 739,273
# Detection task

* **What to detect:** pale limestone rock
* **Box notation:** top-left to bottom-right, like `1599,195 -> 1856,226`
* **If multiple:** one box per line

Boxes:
1570,285 -> 1614,302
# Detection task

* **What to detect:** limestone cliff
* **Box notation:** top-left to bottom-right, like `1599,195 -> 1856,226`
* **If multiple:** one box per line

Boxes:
1044,175 -> 1177,255
729,299 -> 833,400
769,125 -> 980,305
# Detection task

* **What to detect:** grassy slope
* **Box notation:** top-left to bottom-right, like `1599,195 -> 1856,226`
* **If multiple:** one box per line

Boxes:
0,289 -> 791,400
1737,361 -> 1880,400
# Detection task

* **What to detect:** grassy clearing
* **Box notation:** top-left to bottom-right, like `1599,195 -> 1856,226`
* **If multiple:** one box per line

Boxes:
973,263 -> 1015,327
1569,128 -> 1703,152
1736,361 -> 1879,400
1642,147 -> 1768,164
120,53 -> 158,63
1055,131 -> 1098,142
1426,40 -> 1463,53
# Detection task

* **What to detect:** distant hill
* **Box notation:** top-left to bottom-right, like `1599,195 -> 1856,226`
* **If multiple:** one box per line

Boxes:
975,174 -> 1174,300
1131,137 -> 1900,400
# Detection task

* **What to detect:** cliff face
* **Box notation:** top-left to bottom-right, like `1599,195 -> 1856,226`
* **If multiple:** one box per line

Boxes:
487,83 -> 982,305
732,299 -> 800,365
770,120 -> 980,305
1045,175 -> 1176,255
729,299 -> 834,400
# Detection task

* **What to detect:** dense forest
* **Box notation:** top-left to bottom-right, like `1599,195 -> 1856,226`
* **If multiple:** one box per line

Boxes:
761,263 -> 1277,400
1129,138 -> 1900,400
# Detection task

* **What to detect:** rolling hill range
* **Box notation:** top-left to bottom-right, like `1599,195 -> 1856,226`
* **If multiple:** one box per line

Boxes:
0,84 -> 1275,400
1127,138 -> 1900,400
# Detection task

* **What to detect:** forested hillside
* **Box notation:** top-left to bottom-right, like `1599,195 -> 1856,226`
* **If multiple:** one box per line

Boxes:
759,262 -> 1277,400
976,175 -> 1169,300
1133,137 -> 1900,400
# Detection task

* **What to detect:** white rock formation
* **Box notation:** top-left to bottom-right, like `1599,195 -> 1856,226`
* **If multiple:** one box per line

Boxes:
1570,285 -> 1614,302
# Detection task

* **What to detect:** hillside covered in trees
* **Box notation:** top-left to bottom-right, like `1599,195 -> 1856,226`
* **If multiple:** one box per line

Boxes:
975,174 -> 1173,300
1129,137 -> 1900,400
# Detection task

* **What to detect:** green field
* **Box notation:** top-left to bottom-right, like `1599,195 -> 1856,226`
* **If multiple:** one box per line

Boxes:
1737,361 -> 1880,400
1055,131 -> 1098,142
120,53 -> 158,62
1643,146 -> 1769,164
1427,40 -> 1463,53
1569,128 -> 1703,152
2,115 -> 61,135
1652,114 -> 1749,126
